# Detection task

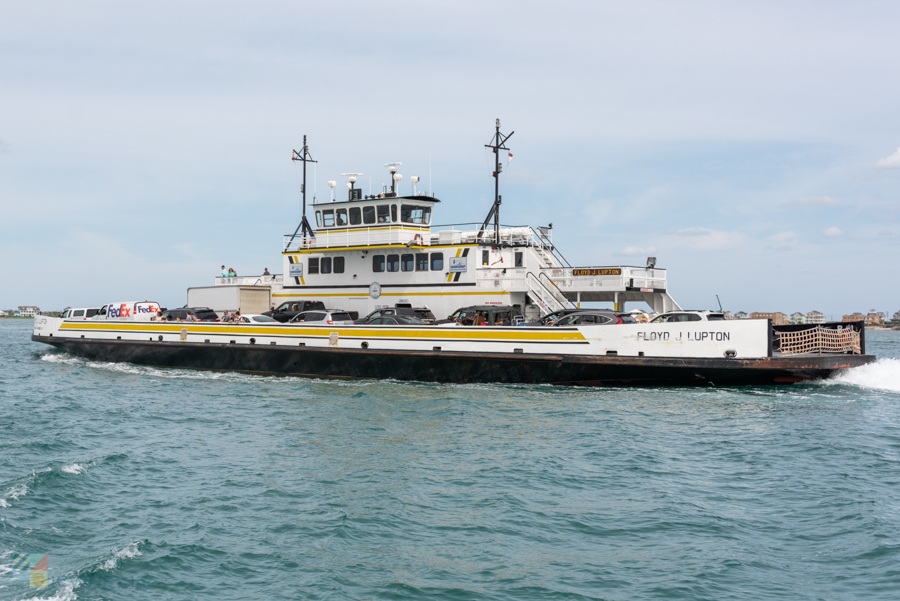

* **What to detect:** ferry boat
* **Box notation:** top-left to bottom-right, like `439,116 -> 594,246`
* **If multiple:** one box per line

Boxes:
211,123 -> 682,321
31,121 -> 875,386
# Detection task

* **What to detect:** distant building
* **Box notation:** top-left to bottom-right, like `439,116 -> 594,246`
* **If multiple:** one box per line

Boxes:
17,306 -> 40,317
893,310 -> 900,322
806,310 -> 825,324
751,312 -> 785,325
866,310 -> 884,325
843,312 -> 866,323
0,310 -> 7,317
723,311 -> 733,320
790,312 -> 806,324
734,311 -> 750,319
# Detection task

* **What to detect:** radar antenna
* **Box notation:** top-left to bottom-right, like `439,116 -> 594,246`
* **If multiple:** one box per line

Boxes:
479,119 -> 514,245
286,135 -> 317,250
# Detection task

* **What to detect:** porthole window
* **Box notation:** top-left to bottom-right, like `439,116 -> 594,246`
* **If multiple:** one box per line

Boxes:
401,254 -> 414,272
373,255 -> 385,272
430,252 -> 443,271
334,256 -> 345,273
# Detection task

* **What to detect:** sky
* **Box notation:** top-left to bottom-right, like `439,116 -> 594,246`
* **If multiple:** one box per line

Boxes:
1,1 -> 899,318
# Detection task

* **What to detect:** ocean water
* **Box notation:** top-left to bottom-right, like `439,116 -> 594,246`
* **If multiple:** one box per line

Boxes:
2,319 -> 900,601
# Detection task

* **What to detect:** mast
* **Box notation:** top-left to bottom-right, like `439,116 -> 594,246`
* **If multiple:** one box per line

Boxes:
286,135 -> 317,250
479,119 -> 514,245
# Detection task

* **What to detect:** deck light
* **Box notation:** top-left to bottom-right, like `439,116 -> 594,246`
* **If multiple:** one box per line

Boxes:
646,256 -> 657,269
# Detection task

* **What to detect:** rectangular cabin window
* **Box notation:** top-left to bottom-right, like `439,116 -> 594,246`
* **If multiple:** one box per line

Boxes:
416,254 -> 429,271
322,210 -> 335,227
349,207 -> 361,225
333,256 -> 345,273
336,209 -> 348,226
377,205 -> 391,224
363,206 -> 376,224
315,211 -> 322,228
515,252 -> 523,267
391,205 -> 398,222
73,309 -> 84,317
401,254 -> 414,272
373,255 -> 385,272
321,257 -> 332,274
386,254 -> 400,272
482,250 -> 489,266
401,204 -> 432,225
308,257 -> 320,274
430,252 -> 443,271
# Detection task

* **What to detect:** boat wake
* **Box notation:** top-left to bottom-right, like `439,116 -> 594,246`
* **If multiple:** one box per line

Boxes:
823,357 -> 900,394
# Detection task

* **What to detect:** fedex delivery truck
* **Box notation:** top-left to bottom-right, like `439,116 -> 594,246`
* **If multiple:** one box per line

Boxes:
93,301 -> 161,321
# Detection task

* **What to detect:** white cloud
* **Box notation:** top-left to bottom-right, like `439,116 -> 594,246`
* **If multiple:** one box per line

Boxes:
823,226 -> 844,237
618,245 -> 657,256
671,227 -> 742,250
784,195 -> 839,207
875,147 -> 900,169
674,226 -> 712,236
765,231 -> 797,250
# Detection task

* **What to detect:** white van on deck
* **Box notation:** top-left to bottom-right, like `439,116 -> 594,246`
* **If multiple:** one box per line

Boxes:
93,301 -> 161,321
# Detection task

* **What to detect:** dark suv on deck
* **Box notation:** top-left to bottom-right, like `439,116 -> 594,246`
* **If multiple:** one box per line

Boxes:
265,300 -> 327,323
161,307 -> 219,321
438,305 -> 523,326
355,306 -> 436,324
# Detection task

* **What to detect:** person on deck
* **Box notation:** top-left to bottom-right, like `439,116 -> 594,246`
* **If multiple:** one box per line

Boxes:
221,310 -> 232,322
228,268 -> 236,277
263,268 -> 271,276
221,265 -> 228,277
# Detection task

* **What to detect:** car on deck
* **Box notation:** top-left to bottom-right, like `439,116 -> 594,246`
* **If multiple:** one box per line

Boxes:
264,300 -> 327,323
550,311 -> 629,326
650,311 -> 726,323
288,310 -> 355,325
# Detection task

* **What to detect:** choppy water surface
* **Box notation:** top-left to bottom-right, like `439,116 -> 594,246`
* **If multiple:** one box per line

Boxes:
2,319 -> 900,600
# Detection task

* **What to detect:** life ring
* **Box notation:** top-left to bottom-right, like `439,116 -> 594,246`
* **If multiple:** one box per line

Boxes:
413,234 -> 423,246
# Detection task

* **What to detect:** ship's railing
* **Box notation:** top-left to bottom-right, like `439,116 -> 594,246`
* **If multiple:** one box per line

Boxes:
215,274 -> 282,287
540,266 -> 668,292
431,223 -> 570,267
283,226 -> 428,251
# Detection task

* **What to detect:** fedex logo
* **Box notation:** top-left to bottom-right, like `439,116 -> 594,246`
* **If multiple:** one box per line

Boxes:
135,305 -> 157,314
108,304 -> 131,318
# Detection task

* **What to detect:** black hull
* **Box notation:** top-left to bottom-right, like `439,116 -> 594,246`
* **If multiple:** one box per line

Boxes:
33,335 -> 875,387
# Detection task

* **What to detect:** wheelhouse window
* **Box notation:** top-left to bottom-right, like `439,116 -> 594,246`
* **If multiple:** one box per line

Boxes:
391,204 -> 398,222
322,209 -> 335,227
336,209 -> 348,226
430,252 -> 443,271
334,256 -> 345,273
373,255 -> 385,272
401,204 -> 432,225
308,258 -> 320,274
386,254 -> 400,272
349,207 -> 362,225
416,254 -> 429,271
401,254 -> 414,271
363,206 -> 376,224
321,257 -> 332,274
315,211 -> 322,227
377,205 -> 391,223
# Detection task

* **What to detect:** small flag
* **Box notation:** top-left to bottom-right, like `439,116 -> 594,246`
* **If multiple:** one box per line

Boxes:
508,151 -> 513,164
